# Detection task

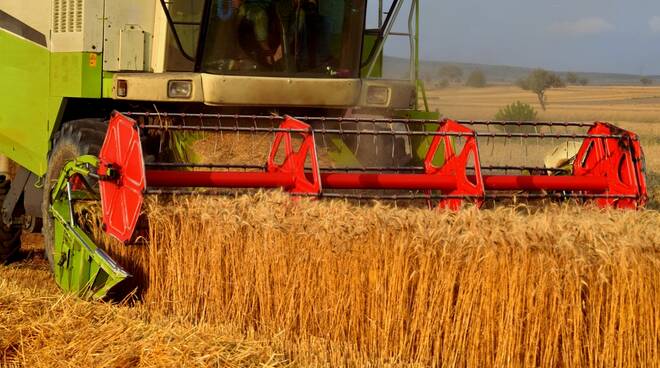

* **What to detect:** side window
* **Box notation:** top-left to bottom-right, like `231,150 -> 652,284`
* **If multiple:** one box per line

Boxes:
164,0 -> 205,71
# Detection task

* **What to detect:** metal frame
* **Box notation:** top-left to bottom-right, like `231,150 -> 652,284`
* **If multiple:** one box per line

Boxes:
158,0 -> 198,62
363,0 -> 426,110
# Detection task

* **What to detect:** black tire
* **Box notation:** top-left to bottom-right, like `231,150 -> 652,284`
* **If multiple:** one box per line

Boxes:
0,179 -> 22,264
42,119 -> 107,271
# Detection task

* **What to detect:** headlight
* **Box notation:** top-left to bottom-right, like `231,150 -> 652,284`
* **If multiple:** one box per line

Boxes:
366,86 -> 391,105
168,80 -> 193,99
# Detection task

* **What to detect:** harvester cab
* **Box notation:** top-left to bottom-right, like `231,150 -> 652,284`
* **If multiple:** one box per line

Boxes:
114,0 -> 425,166
0,0 -> 649,299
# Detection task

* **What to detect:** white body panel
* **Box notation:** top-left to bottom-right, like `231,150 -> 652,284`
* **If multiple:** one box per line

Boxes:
119,25 -> 146,70
103,0 -> 156,71
150,4 -> 168,72
1,0 -> 171,71
50,0 -> 104,53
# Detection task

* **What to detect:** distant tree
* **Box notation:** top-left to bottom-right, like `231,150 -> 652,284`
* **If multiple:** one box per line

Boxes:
566,72 -> 579,84
495,101 -> 538,133
465,69 -> 487,88
641,77 -> 653,86
555,77 -> 566,88
515,77 -> 529,90
436,79 -> 450,89
517,69 -> 565,110
438,65 -> 464,83
578,77 -> 589,86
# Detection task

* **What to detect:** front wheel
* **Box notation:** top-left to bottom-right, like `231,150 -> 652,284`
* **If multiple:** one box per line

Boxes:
42,119 -> 106,271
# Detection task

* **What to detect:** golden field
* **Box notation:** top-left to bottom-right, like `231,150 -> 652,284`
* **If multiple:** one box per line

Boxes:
429,84 -> 660,123
0,85 -> 658,367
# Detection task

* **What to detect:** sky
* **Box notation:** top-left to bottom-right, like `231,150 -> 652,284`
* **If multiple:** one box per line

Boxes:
370,0 -> 660,75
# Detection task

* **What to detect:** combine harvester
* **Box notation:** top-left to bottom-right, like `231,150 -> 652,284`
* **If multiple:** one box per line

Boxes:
0,0 -> 648,298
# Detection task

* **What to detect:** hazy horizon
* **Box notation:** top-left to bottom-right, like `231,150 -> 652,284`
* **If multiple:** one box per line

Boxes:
372,0 -> 660,75
382,55 -> 660,77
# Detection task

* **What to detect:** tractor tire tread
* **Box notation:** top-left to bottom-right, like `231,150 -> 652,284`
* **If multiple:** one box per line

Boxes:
42,118 -> 108,271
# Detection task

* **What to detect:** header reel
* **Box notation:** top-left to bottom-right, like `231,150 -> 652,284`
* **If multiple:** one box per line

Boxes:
92,111 -> 647,243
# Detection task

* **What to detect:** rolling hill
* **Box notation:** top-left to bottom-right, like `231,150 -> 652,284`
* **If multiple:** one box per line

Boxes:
383,56 -> 660,85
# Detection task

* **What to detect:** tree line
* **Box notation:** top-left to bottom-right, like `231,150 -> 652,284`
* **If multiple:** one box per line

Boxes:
436,65 -> 487,88
429,65 -> 656,111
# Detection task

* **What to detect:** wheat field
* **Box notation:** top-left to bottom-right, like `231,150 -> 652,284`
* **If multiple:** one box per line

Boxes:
429,85 -> 660,123
0,85 -> 658,367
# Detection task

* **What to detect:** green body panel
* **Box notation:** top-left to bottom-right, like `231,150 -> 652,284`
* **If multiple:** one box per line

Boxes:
391,110 -> 446,166
171,132 -> 204,164
50,52 -> 103,98
0,30 -> 55,175
51,200 -> 130,299
102,72 -> 115,98
327,138 -> 361,166
410,123 -> 446,166
50,156 -> 130,299
0,30 -> 104,176
361,34 -> 383,78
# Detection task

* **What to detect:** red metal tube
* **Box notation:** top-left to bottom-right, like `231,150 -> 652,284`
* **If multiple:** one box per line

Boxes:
146,170 -> 296,188
481,175 -> 609,192
147,170 -> 607,193
320,173 -> 457,191
147,170 -> 458,191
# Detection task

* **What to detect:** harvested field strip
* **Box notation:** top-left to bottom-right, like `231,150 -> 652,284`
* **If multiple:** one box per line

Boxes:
0,267 -> 285,368
97,193 -> 660,367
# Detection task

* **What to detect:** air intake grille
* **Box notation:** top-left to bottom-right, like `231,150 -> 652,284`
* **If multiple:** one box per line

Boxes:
53,0 -> 83,33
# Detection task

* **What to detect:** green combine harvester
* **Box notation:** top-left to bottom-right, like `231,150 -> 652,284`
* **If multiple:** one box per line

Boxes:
0,0 -> 648,299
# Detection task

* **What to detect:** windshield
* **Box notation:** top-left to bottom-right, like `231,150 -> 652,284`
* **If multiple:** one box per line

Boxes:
199,0 -> 366,78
